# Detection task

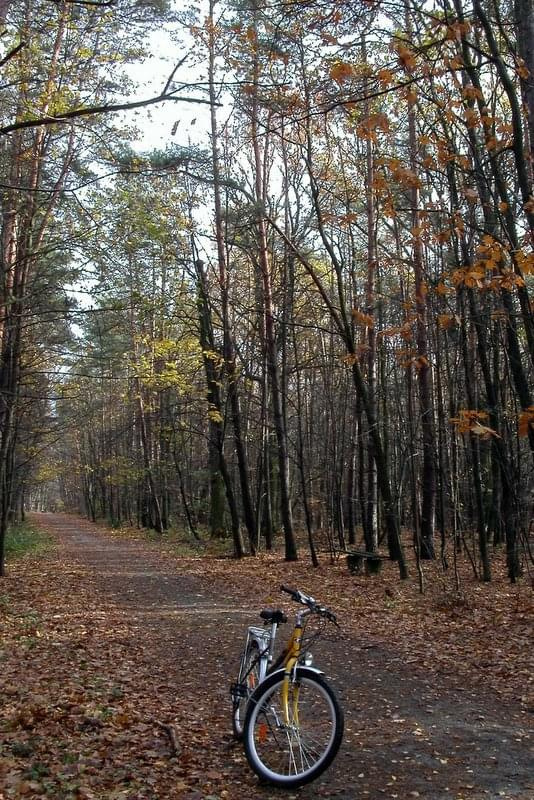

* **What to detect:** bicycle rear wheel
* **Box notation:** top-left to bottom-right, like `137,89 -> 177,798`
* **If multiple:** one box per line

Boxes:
232,641 -> 260,739
243,667 -> 343,788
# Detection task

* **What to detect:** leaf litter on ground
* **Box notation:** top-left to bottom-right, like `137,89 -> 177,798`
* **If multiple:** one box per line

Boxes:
0,513 -> 532,799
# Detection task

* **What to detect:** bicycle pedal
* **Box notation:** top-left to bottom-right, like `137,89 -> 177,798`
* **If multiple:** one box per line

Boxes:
230,682 -> 247,701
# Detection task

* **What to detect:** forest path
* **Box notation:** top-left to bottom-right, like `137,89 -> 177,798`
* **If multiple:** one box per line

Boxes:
12,513 -> 533,800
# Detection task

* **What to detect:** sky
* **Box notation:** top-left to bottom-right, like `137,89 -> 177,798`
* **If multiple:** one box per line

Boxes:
124,12 -> 212,153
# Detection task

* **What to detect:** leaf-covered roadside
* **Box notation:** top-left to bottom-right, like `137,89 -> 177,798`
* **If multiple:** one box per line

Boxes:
0,515 -> 532,799
120,524 -> 534,714
0,551 -> 247,800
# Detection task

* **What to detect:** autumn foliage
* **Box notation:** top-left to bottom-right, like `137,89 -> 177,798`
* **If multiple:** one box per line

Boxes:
1,515 -> 532,798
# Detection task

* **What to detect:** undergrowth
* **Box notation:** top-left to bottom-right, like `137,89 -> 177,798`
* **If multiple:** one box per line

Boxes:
5,522 -> 51,560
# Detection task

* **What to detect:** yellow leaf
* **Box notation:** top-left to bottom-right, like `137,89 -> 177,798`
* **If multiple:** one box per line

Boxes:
464,270 -> 485,288
207,408 -> 223,424
515,250 -> 534,274
435,282 -> 452,296
450,409 -> 492,435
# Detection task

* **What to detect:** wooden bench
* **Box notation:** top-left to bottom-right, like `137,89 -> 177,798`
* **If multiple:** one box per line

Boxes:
346,550 -> 384,576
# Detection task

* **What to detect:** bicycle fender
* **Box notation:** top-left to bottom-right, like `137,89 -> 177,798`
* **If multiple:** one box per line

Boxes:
267,665 -> 324,681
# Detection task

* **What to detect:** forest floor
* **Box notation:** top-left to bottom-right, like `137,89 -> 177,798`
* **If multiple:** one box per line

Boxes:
0,513 -> 533,800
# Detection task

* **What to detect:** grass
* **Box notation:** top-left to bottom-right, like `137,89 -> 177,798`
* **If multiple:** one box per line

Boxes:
5,521 -> 52,560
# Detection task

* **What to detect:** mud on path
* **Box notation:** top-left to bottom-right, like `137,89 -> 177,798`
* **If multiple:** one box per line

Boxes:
1,513 -> 532,800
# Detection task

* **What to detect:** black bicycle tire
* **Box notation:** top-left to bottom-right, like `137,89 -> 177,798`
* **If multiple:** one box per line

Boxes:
243,667 -> 343,788
232,640 -> 259,739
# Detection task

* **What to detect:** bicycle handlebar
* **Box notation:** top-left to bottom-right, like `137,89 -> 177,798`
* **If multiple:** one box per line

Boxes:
280,584 -> 312,603
280,584 -> 338,624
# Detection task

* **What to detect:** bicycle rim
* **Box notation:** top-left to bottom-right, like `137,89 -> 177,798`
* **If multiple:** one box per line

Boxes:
244,668 -> 343,787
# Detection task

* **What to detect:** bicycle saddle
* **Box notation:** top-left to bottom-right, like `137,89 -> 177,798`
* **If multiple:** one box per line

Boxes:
260,608 -> 287,624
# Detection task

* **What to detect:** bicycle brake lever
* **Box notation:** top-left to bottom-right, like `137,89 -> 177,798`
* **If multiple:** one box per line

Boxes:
320,608 -> 338,625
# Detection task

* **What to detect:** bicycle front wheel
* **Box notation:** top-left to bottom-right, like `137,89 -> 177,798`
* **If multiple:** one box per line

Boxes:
232,641 -> 260,739
243,667 -> 343,788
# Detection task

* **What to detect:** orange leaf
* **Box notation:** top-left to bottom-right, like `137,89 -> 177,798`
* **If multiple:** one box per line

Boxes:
518,407 -> 534,437
377,68 -> 394,86
352,309 -> 374,327
258,722 -> 269,742
516,61 -> 530,80
396,44 -> 417,71
330,61 -> 353,83
438,314 -> 456,329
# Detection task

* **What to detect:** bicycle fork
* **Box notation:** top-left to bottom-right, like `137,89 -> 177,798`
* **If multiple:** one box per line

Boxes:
281,622 -> 303,727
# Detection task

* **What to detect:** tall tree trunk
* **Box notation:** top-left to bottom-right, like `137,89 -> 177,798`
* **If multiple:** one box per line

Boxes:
207,0 -> 257,553
458,293 -> 492,582
514,0 -> 534,166
404,4 -> 436,559
249,1 -> 297,560
195,256 -> 244,559
363,34 -> 378,551
135,381 -> 164,534
263,211 -> 408,576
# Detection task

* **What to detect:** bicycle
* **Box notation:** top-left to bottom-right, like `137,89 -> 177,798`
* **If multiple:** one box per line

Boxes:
230,584 -> 344,788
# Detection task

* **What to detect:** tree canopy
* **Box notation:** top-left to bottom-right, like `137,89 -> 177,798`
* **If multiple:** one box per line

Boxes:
1,0 -> 533,583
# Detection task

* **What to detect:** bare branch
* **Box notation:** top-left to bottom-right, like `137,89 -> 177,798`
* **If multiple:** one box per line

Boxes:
0,41 -> 25,67
162,55 -> 191,96
0,89 -> 214,136
46,0 -> 116,6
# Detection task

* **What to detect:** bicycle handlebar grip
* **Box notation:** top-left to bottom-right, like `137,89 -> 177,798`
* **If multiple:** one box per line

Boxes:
280,584 -> 299,599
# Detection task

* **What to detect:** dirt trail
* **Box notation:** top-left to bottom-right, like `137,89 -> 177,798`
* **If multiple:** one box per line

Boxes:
15,513 -> 534,799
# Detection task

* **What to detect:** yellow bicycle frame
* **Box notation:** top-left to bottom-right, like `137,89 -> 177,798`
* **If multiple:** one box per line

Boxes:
281,622 -> 303,725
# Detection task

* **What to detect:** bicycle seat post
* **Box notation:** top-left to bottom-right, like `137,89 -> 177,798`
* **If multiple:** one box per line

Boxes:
268,621 -> 278,664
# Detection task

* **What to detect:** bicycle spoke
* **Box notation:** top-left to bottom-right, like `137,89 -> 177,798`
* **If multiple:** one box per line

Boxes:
232,641 -> 262,738
238,589 -> 343,787
245,671 -> 342,786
